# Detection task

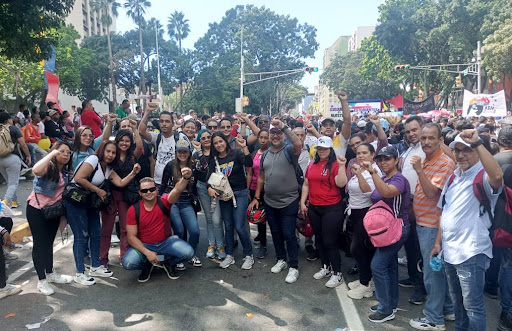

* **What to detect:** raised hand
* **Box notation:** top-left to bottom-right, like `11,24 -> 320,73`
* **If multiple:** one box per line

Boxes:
459,129 -> 480,144
236,134 -> 247,148
181,167 -> 192,179
192,140 -> 202,151
271,119 -> 284,129
337,91 -> 348,102
362,161 -> 374,173
336,155 -> 347,166
410,155 -> 423,172
351,163 -> 364,176
132,163 -> 141,175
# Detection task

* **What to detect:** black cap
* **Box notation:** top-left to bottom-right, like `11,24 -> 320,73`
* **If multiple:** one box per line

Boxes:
47,101 -> 56,108
0,112 -> 11,124
376,146 -> 399,158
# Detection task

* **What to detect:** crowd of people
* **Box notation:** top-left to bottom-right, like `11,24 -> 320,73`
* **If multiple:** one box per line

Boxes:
0,92 -> 511,331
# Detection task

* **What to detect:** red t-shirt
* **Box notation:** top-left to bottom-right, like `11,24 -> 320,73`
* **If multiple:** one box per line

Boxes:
305,160 -> 342,206
126,195 -> 173,244
80,109 -> 102,138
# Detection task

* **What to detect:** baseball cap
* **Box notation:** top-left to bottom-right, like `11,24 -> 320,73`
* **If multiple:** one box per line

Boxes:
317,136 -> 333,148
376,145 -> 399,158
449,134 -> 471,149
176,139 -> 191,152
49,109 -> 58,116
321,118 -> 335,126
0,112 -> 11,124
357,120 -> 367,128
499,117 -> 512,125
128,114 -> 139,121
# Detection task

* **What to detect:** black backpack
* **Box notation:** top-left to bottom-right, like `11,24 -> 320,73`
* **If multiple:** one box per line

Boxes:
153,131 -> 182,159
260,146 -> 304,194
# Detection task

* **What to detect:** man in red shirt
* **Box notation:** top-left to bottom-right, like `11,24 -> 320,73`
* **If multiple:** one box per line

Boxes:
79,100 -> 103,138
122,172 -> 194,283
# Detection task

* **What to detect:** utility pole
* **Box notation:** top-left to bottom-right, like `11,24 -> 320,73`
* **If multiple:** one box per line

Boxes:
155,20 -> 163,108
477,41 -> 482,93
239,25 -> 244,113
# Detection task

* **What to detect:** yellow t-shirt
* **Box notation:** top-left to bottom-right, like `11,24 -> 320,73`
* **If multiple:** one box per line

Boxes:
309,134 -> 348,159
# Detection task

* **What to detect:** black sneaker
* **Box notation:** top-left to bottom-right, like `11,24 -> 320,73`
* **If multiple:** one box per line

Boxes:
138,265 -> 153,283
370,305 -> 397,313
253,235 -> 261,245
409,291 -> 427,305
368,311 -> 395,323
306,246 -> 318,261
498,312 -> 512,331
163,262 -> 180,280
257,246 -> 268,259
398,278 -> 415,288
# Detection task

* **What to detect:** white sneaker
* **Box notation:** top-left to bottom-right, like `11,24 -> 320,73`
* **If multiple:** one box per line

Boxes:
285,268 -> 299,283
271,260 -> 288,274
74,273 -> 96,286
89,265 -> 113,278
3,248 -> 17,260
313,266 -> 332,280
47,272 -> 73,284
241,255 -> 254,270
0,284 -> 21,299
348,280 -> 361,290
348,283 -> 373,299
219,255 -> 235,269
398,256 -> 408,266
325,273 -> 343,288
37,280 -> 54,296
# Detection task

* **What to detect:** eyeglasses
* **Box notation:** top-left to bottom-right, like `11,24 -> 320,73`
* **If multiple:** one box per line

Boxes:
200,136 -> 211,141
81,134 -> 94,138
140,187 -> 157,194
58,150 -> 72,155
207,125 -> 218,129
220,126 -> 231,130
259,120 -> 269,124
453,147 -> 473,155
270,131 -> 284,136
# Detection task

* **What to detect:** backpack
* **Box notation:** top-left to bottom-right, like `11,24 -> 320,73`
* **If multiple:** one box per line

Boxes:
260,146 -> 304,194
153,131 -> 181,159
0,124 -> 15,157
363,200 -> 403,247
133,199 -> 170,226
492,165 -> 512,248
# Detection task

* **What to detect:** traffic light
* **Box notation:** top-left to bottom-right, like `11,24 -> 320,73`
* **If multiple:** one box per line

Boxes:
242,96 -> 249,106
305,66 -> 319,73
394,64 -> 410,70
455,75 -> 462,88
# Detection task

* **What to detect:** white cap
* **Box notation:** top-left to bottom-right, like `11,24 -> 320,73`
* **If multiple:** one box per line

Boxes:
357,120 -> 367,128
449,134 -> 471,149
317,136 -> 333,148
183,115 -> 193,121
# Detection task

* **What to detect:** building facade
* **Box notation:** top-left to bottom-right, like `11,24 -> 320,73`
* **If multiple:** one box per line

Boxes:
348,26 -> 376,52
65,0 -> 117,40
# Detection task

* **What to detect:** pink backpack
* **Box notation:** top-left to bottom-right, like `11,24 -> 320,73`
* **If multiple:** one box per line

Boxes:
363,200 -> 403,247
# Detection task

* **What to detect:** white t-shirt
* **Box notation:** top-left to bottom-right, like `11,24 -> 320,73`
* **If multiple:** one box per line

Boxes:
149,131 -> 188,185
37,122 -> 45,134
400,143 -> 425,196
16,111 -> 25,120
347,165 -> 382,209
73,155 -> 113,186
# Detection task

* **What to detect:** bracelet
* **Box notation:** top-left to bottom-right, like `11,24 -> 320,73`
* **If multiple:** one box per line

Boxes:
254,197 -> 261,201
183,177 -> 191,180
281,125 -> 290,132
470,139 -> 484,149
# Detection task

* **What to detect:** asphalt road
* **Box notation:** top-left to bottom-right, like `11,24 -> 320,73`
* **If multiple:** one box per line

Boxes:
0,180 -> 502,330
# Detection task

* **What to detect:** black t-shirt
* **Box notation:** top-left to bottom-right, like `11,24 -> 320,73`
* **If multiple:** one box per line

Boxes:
495,151 -> 512,187
9,126 -> 23,158
44,120 -> 64,138
112,155 -> 136,191
207,149 -> 253,191
136,141 -> 153,181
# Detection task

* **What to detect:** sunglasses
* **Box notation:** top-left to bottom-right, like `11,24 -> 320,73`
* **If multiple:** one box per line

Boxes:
207,125 -> 218,129
200,135 -> 212,141
270,131 -> 284,136
140,187 -> 157,193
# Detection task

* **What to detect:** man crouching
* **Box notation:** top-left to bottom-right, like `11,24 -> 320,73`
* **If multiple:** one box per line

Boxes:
122,171 -> 194,282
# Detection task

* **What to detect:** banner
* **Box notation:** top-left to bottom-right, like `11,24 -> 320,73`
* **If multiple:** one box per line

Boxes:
329,101 -> 382,119
462,90 -> 507,117
403,95 -> 435,115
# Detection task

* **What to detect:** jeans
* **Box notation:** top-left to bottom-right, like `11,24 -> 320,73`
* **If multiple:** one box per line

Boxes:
100,190 -> 130,266
485,245 -> 502,295
501,248 -> 512,318
219,189 -> 252,256
170,199 -> 200,252
445,254 -> 490,331
0,154 -> 21,203
371,223 -> 410,315
404,205 -> 426,295
309,203 -> 343,273
350,208 -> 375,286
417,225 -> 454,324
264,198 -> 300,268
28,143 -> 47,163
197,181 -> 224,248
122,236 -> 194,270
65,201 -> 101,273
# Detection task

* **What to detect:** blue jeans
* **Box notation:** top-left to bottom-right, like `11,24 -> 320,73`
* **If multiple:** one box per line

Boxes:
500,248 -> 512,318
264,198 -> 300,269
122,235 -> 194,270
170,199 -> 200,252
417,225 -> 453,324
65,201 -> 101,273
219,189 -> 251,256
197,181 -> 224,248
445,254 -> 490,331
371,223 -> 410,315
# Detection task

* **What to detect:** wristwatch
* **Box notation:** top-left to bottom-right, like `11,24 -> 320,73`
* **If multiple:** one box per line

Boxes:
281,125 -> 290,132
470,139 -> 484,149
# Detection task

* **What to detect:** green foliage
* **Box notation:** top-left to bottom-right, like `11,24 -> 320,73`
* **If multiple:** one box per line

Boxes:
483,20 -> 512,80
55,25 -> 88,96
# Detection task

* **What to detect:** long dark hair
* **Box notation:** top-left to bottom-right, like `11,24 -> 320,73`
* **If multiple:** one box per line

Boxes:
114,130 -> 135,161
95,140 -> 116,164
73,126 -> 94,152
313,147 -> 337,187
47,141 -> 73,182
209,131 -> 232,159
172,149 -> 194,192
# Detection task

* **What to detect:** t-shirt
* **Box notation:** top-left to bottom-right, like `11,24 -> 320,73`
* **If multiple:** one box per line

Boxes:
309,134 -> 348,158
126,195 -> 172,244
400,143 -> 425,196
28,172 -> 65,209
261,145 -> 299,208
250,151 -> 263,191
149,131 -> 188,185
37,122 -> 45,135
80,109 -> 102,138
371,172 -> 411,223
72,155 -> 113,186
7,126 -> 23,158
44,120 -> 64,139
207,149 -> 253,191
116,106 -> 128,119
347,165 -> 382,210
305,160 -> 341,206
65,117 -> 74,132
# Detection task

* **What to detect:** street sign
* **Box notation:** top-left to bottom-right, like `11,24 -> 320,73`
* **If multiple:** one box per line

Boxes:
235,98 -> 242,113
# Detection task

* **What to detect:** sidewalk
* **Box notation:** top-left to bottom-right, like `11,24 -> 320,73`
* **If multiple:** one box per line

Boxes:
1,177 -> 33,242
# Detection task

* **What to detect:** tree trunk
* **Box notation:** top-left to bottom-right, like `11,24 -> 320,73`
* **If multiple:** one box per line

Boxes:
139,18 -> 146,106
107,24 -> 117,112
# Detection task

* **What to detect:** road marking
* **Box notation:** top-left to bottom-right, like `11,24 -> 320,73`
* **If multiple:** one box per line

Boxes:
7,240 -> 70,283
335,283 -> 365,331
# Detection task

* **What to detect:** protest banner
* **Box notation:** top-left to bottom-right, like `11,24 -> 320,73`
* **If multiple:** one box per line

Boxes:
462,90 -> 507,117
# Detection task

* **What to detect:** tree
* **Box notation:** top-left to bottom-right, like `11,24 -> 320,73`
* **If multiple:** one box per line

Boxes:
0,0 -> 74,62
483,20 -> 512,103
124,0 -> 151,96
168,11 -> 190,113
91,0 -> 120,111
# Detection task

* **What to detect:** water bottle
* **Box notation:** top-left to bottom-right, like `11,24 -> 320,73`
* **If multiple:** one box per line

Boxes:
210,198 -> 217,213
430,250 -> 443,272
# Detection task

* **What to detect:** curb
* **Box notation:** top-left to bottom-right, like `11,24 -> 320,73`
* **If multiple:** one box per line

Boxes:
10,222 -> 31,243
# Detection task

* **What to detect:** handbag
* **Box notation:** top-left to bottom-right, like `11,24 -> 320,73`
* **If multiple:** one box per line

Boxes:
35,193 -> 66,220
123,181 -> 140,205
63,157 -> 99,207
208,157 -> 237,207
191,194 -> 201,213
89,180 -> 112,211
